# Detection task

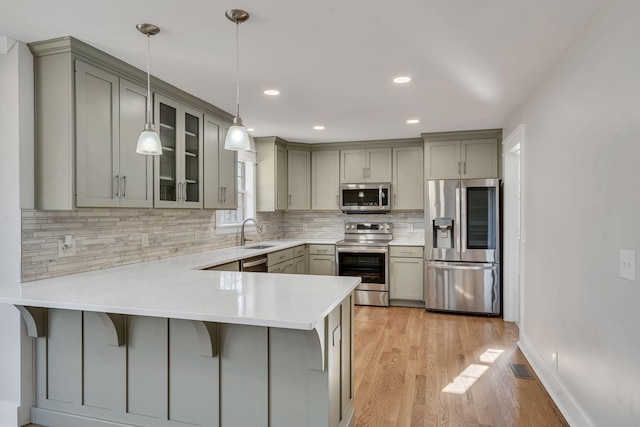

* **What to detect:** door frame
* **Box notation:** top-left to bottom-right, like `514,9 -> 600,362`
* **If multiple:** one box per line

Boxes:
502,125 -> 525,324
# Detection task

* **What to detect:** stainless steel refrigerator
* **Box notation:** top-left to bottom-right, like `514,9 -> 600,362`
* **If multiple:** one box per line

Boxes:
424,179 -> 500,315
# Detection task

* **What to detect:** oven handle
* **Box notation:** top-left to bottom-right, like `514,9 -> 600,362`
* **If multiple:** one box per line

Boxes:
336,246 -> 388,254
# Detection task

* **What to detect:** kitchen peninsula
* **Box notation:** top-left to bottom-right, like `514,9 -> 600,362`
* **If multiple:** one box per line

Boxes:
0,242 -> 359,427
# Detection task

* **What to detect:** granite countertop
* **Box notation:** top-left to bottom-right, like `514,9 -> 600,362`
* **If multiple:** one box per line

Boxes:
0,238 -> 357,331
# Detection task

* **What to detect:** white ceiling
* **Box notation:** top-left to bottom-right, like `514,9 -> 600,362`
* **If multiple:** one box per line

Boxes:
1,0 -> 604,143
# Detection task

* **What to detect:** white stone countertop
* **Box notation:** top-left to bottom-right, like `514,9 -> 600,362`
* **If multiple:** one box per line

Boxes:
0,239 -> 358,331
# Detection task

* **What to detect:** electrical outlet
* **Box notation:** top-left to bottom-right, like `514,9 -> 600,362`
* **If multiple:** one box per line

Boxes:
302,223 -> 308,231
552,351 -> 558,371
619,249 -> 636,282
58,235 -> 76,257
141,233 -> 149,248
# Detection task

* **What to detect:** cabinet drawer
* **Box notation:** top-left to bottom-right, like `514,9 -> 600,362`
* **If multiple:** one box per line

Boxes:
293,245 -> 306,258
390,246 -> 424,258
268,248 -> 294,266
308,244 -> 335,255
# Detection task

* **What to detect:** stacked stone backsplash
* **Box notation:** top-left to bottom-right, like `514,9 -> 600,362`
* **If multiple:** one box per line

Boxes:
21,209 -> 284,282
283,211 -> 425,240
21,208 -> 424,282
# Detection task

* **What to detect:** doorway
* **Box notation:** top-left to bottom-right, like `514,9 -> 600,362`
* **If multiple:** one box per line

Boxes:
502,125 -> 524,324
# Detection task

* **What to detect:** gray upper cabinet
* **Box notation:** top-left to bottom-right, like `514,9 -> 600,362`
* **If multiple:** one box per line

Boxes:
287,149 -> 311,210
255,137 -> 288,212
340,148 -> 392,183
29,36 -> 234,211
154,94 -> 203,208
203,115 -> 237,209
311,150 -> 340,211
392,146 -> 423,210
423,130 -> 501,180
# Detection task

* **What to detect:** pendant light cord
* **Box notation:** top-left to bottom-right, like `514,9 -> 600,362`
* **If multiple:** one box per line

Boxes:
235,20 -> 240,119
146,34 -> 152,125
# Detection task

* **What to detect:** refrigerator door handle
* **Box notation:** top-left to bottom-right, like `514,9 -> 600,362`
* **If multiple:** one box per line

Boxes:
459,180 -> 467,259
428,261 -> 497,271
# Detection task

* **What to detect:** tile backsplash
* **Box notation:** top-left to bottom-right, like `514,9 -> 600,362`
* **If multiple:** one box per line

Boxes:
21,209 -> 424,282
21,209 -> 283,282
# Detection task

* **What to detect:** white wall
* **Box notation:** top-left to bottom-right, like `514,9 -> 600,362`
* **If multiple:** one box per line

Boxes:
505,0 -> 640,425
0,39 -> 33,427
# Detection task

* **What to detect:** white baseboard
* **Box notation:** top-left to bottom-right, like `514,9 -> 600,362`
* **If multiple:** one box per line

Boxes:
518,332 -> 595,427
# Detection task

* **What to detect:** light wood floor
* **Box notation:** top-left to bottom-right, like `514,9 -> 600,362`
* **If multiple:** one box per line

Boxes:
29,306 -> 567,427
353,306 -> 568,427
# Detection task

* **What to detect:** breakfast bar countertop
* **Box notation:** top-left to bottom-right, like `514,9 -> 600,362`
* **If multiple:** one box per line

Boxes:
0,239 -> 358,331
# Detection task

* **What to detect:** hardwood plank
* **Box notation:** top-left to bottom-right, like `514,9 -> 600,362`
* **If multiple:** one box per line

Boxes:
354,307 -> 569,427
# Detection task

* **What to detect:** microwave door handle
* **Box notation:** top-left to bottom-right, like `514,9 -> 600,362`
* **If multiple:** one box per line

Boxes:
379,187 -> 383,207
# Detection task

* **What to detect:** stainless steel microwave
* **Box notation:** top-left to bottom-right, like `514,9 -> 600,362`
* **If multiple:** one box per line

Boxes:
340,183 -> 391,213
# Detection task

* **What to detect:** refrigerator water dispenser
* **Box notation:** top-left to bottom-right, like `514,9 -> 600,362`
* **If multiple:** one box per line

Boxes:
433,217 -> 454,249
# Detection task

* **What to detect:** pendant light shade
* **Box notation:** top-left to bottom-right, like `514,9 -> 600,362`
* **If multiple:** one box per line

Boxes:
224,9 -> 251,151
136,23 -> 163,156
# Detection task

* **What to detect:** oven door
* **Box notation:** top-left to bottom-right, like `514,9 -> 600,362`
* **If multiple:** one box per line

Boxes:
336,246 -> 388,291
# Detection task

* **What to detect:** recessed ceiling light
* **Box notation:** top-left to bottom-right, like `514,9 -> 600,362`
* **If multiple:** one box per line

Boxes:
406,119 -> 420,124
393,76 -> 411,84
313,125 -> 325,130
264,89 -> 280,96
246,128 -> 254,132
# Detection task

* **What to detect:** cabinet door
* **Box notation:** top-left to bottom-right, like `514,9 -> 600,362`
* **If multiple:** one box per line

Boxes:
75,60 -> 120,208
309,255 -> 335,276
390,257 -> 424,300
311,150 -> 340,210
340,149 -> 366,183
287,149 -> 310,210
461,138 -> 498,179
154,95 -> 203,208
119,79 -> 153,208
392,146 -> 423,210
203,115 -> 237,209
182,105 -> 203,208
276,144 -> 288,211
155,95 -> 179,206
293,256 -> 306,274
424,141 -> 461,180
366,147 -> 392,182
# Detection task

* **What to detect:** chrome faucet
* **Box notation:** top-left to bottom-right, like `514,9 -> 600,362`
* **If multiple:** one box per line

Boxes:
241,218 -> 263,246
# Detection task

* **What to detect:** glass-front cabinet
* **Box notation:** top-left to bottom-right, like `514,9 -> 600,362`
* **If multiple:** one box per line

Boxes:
154,94 -> 203,208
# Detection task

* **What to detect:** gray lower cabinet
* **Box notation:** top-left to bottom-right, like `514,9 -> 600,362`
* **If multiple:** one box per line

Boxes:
309,244 -> 336,276
31,301 -> 354,427
390,246 -> 425,302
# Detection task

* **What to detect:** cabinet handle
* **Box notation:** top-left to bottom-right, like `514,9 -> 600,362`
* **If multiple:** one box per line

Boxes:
289,194 -> 292,205
463,162 -> 467,174
224,187 -> 227,203
367,167 -> 371,178
122,176 -> 126,198
115,175 -> 120,197
458,162 -> 461,174
177,182 -> 182,202
183,182 -> 188,202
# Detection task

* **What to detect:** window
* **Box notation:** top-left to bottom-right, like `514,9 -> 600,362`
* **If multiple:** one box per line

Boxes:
216,150 -> 256,231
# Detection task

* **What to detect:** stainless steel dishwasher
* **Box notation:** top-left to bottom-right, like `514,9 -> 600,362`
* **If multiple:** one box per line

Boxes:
241,254 -> 268,272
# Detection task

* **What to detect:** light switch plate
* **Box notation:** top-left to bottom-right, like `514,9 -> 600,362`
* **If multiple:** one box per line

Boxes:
619,249 -> 636,282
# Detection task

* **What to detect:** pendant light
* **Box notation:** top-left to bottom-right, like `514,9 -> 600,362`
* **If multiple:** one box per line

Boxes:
224,9 -> 251,151
136,23 -> 163,156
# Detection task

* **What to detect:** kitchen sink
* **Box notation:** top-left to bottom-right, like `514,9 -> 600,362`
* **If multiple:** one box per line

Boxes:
244,245 -> 275,249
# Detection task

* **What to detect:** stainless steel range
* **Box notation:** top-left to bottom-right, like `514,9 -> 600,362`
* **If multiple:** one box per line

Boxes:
336,221 -> 393,307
